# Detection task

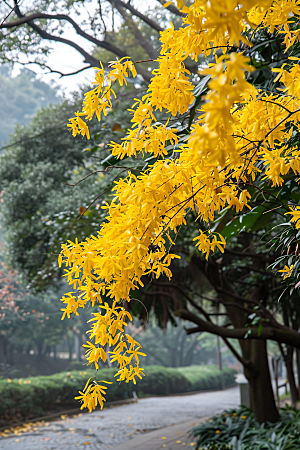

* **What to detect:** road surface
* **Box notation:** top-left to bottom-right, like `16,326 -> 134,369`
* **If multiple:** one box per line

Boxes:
0,387 -> 240,450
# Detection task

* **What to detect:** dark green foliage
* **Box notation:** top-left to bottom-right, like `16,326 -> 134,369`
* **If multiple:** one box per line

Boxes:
0,365 -> 236,423
177,366 -> 236,392
191,406 -> 300,449
137,366 -> 190,396
0,89 -> 137,289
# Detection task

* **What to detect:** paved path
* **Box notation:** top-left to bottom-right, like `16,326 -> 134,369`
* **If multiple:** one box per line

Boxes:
0,387 -> 239,450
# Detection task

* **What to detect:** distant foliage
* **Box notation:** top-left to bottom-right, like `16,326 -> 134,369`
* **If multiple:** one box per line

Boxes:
0,66 -> 60,146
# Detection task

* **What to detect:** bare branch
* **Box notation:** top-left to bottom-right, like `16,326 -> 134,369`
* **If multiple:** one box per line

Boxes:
7,59 -> 92,78
0,12 -> 128,59
0,0 -> 20,26
3,4 -> 152,82
110,0 -> 158,59
113,0 -> 163,33
155,0 -> 187,17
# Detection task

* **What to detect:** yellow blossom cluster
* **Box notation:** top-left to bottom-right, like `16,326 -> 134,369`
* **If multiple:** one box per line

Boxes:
286,206 -> 300,228
75,378 -> 112,412
67,58 -> 137,139
61,0 -> 300,411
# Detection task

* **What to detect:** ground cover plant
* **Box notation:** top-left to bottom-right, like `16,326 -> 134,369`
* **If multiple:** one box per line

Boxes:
191,406 -> 300,450
0,365 -> 235,424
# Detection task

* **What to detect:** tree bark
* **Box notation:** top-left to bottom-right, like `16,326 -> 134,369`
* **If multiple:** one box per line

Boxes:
297,349 -> 300,398
283,347 -> 299,405
242,339 -> 279,423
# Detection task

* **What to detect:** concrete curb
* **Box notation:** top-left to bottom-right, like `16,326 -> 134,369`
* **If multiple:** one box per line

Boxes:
112,415 -> 211,450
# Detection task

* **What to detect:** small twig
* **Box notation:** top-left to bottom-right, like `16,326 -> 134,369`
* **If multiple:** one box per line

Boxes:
1,0 -> 21,26
129,298 -> 149,327
77,168 -> 128,220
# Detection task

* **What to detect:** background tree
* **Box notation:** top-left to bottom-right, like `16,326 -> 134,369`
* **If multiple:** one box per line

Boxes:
0,65 -> 60,145
0,0 -> 190,81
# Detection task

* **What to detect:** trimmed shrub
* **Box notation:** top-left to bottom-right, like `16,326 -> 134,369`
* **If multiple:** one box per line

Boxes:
177,366 -> 236,391
0,365 -> 236,424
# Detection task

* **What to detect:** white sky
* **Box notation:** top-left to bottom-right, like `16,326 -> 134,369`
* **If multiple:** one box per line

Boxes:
12,0 -> 159,96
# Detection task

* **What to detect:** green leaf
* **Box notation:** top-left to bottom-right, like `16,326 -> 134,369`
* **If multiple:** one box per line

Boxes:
257,324 -> 263,337
193,75 -> 211,97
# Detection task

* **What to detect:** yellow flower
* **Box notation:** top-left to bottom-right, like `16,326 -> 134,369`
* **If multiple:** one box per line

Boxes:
278,265 -> 294,280
286,206 -> 300,229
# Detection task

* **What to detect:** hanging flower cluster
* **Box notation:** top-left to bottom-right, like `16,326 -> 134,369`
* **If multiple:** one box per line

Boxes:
61,0 -> 300,411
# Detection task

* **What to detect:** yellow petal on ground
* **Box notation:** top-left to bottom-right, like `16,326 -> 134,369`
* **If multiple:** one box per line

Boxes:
162,437 -> 167,439
58,432 -> 62,435
129,424 -> 133,428
61,415 -> 67,420
177,440 -> 181,443
190,444 -> 196,447
15,439 -> 20,442
83,442 -> 90,445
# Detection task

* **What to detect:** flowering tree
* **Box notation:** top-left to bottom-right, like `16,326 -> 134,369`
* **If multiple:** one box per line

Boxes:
58,0 -> 300,422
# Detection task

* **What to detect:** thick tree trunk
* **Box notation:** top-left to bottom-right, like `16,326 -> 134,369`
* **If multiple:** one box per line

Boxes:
297,349 -> 300,398
284,347 -> 299,405
242,340 -> 279,423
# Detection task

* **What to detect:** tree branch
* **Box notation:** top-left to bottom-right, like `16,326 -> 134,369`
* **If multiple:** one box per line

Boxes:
111,0 -> 158,59
7,6 -> 101,68
7,59 -> 92,78
114,0 -> 163,33
0,11 -> 128,59
155,0 -> 187,17
1,0 -> 20,26
4,5 -> 152,82
177,309 -> 300,350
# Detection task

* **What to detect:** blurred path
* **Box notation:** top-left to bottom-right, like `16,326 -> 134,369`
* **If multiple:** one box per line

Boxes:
0,386 -> 239,450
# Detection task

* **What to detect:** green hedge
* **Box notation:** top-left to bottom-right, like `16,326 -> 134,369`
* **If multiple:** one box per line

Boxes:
0,365 -> 236,423
177,366 -> 236,392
